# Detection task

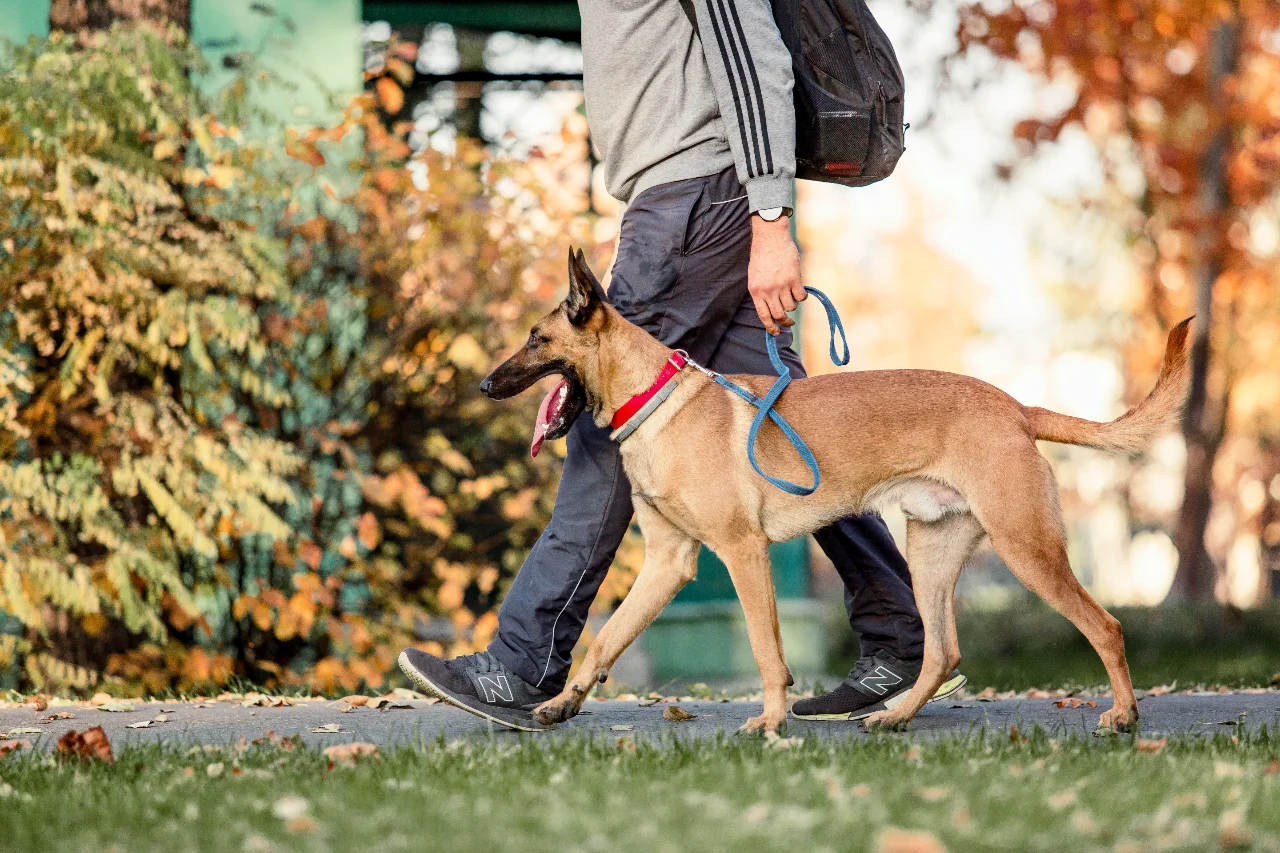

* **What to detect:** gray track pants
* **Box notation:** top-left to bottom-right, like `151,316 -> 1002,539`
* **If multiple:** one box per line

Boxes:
489,167 -> 924,692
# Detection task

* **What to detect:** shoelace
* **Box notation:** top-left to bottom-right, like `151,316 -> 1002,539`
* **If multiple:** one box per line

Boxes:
453,650 -> 506,675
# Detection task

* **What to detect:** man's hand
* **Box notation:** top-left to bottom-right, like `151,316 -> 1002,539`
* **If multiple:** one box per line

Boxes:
748,215 -> 806,335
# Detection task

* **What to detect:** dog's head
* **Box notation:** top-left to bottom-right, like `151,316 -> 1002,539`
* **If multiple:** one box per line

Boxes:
480,248 -> 609,456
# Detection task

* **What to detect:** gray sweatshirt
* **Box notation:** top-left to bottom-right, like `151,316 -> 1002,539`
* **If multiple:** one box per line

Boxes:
579,0 -> 796,212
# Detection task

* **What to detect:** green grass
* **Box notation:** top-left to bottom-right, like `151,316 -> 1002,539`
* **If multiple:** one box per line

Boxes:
832,602 -> 1280,692
2,730 -> 1279,852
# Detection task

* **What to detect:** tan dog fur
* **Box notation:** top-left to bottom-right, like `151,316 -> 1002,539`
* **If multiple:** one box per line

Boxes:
482,250 -> 1192,734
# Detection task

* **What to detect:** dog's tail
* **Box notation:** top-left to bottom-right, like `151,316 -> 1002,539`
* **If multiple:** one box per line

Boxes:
1025,317 -> 1193,454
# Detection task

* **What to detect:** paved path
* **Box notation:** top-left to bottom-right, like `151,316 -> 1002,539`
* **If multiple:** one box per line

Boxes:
3,692 -> 1277,749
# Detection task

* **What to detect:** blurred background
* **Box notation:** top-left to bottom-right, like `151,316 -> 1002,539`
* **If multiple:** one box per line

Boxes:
0,0 -> 1277,697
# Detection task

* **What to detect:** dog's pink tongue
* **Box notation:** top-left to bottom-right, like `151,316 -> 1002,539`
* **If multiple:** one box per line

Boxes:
530,378 -> 568,458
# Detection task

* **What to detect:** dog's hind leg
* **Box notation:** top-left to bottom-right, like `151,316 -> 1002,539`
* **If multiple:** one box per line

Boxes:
712,537 -> 792,734
863,512 -> 985,731
975,452 -> 1139,734
533,500 -> 699,726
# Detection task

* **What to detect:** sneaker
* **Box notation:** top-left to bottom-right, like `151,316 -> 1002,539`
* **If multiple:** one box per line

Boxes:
398,648 -> 556,732
790,652 -> 968,721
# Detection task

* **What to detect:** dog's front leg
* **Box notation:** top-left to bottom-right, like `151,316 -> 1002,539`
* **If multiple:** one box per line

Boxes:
714,539 -> 791,734
534,502 -> 699,726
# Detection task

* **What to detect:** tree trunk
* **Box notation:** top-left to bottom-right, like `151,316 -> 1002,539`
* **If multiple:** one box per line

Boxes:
454,28 -> 487,142
51,0 -> 191,33
1169,13 -> 1238,602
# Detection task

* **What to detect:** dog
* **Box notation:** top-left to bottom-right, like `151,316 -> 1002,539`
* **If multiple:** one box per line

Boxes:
480,248 -> 1191,734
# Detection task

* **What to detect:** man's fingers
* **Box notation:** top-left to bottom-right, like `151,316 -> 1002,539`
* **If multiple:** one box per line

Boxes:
791,280 -> 807,304
753,295 -> 780,335
767,294 -> 795,328
779,291 -> 798,314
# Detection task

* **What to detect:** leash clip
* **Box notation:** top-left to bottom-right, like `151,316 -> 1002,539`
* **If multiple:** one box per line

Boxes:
674,349 -> 721,380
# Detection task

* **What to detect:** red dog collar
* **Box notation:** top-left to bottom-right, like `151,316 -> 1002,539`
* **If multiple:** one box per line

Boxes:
609,351 -> 688,441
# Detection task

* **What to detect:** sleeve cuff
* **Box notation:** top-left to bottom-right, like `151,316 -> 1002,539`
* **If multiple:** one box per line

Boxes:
745,174 -> 795,213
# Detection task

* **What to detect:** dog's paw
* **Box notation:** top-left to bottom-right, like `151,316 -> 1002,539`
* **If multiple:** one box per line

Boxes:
1094,707 -> 1138,737
533,698 -> 579,726
738,713 -> 786,735
861,711 -> 910,732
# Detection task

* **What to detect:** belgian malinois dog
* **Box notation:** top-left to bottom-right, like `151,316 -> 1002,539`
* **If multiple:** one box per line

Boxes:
481,249 -> 1191,734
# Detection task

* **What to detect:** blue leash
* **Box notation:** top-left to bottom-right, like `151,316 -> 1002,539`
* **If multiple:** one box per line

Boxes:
692,287 -> 849,497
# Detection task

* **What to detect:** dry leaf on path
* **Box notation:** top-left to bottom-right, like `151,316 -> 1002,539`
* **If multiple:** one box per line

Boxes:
323,742 -> 380,765
57,726 -> 114,763
7,727 -> 45,736
242,694 -> 294,708
126,715 -> 171,729
610,725 -> 634,732
30,694 -> 50,712
368,697 -> 412,710
391,688 -> 427,700
340,695 -> 370,707
311,724 -> 351,734
88,692 -> 114,706
40,712 -> 75,722
663,705 -> 696,721
98,702 -> 135,713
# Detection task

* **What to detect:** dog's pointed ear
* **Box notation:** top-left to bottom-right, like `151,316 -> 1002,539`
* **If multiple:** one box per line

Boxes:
565,247 -> 607,327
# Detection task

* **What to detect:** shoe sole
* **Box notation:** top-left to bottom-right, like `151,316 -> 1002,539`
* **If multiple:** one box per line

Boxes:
791,672 -> 969,722
397,651 -> 548,733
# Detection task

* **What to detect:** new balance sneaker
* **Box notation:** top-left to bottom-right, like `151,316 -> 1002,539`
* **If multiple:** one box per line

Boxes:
790,652 -> 968,721
398,648 -> 555,732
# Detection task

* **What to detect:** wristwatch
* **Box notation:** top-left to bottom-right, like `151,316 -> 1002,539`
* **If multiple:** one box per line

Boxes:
755,206 -> 793,221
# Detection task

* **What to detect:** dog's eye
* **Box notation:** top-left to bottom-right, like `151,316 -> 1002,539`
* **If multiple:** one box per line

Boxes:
526,332 -> 544,349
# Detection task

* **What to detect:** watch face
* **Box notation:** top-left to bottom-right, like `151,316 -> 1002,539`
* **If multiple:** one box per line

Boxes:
758,207 -> 783,221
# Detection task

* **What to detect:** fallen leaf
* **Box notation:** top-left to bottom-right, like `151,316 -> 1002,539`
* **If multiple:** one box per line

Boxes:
287,816 -> 318,833
56,727 -> 114,763
875,827 -> 947,853
88,692 -> 113,706
368,697 -> 413,710
610,725 -> 634,732
97,702 -> 135,713
1136,737 -> 1167,753
949,703 -> 973,708
1086,700 -> 1098,707
242,694 -> 294,708
341,695 -> 370,707
311,724 -> 351,734
40,712 -> 75,722
323,742 -> 379,765
391,688 -> 426,700
7,727 -> 45,736
0,739 -> 32,757
663,705 -> 696,722
29,694 -> 50,712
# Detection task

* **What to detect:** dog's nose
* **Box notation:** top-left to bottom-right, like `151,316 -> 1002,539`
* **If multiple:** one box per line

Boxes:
479,376 -> 494,397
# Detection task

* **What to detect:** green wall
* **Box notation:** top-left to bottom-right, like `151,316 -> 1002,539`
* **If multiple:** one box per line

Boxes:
0,1 -> 361,124
0,1 -> 50,43
193,0 -> 360,122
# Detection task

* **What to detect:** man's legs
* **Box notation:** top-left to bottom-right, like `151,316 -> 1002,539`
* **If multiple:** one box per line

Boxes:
489,171 -> 750,692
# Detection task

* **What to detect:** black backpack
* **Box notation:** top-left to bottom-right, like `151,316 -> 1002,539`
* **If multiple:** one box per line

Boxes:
681,0 -> 907,187
771,0 -> 907,186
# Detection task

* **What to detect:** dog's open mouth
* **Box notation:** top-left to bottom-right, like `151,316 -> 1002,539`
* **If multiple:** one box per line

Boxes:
531,377 -> 579,457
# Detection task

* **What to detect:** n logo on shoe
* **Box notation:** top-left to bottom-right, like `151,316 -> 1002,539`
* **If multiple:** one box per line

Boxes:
858,665 -> 904,696
476,674 -> 513,704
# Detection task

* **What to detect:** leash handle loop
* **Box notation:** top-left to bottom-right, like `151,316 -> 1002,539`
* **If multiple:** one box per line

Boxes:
718,286 -> 848,497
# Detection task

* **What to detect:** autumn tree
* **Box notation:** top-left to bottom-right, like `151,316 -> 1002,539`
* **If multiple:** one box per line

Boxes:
930,0 -> 1280,601
50,0 -> 190,33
